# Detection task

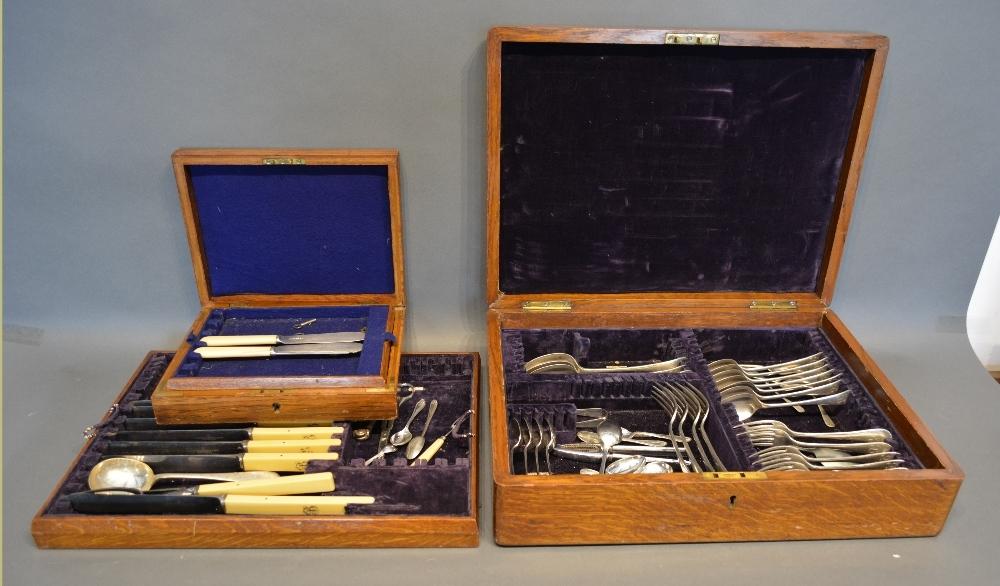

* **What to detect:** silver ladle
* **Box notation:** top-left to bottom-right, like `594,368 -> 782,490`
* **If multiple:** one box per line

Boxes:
88,457 -> 279,492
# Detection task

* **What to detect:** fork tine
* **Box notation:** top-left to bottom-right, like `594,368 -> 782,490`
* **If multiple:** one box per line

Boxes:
532,413 -> 544,475
510,415 -> 524,474
521,415 -> 533,475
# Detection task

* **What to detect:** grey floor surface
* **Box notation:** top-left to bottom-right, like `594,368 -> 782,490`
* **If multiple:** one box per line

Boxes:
4,319 -> 1000,585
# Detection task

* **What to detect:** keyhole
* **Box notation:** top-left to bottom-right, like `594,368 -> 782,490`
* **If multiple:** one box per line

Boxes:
729,495 -> 737,508
272,402 -> 281,413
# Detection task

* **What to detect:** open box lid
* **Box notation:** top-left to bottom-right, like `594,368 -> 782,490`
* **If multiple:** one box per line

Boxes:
174,148 -> 405,307
487,28 -> 888,311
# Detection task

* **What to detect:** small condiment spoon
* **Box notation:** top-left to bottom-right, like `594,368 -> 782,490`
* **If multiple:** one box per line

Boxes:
390,398 -> 426,446
405,399 -> 438,460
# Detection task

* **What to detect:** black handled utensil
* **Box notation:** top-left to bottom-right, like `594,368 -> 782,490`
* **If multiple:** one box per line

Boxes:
68,492 -> 374,515
110,453 -> 340,473
103,438 -> 341,456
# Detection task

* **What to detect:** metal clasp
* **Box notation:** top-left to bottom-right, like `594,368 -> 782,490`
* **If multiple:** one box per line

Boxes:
665,32 -> 720,45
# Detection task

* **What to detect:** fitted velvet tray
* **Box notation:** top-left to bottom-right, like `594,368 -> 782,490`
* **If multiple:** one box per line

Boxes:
485,27 -> 962,545
152,149 -> 406,424
32,351 -> 480,548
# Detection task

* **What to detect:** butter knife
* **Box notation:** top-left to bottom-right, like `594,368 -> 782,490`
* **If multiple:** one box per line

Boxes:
200,332 -> 366,346
195,342 -> 362,359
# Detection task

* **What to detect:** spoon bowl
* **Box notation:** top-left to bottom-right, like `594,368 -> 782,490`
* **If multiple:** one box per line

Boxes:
390,398 -> 426,446
596,421 -> 623,474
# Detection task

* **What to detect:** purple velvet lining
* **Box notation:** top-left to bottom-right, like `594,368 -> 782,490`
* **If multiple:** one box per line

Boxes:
501,327 -> 924,472
43,353 -> 475,517
189,165 -> 395,296
499,43 -> 869,294
175,306 -> 390,378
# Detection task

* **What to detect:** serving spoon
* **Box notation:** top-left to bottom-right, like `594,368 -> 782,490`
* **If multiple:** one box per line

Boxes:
88,457 -> 279,493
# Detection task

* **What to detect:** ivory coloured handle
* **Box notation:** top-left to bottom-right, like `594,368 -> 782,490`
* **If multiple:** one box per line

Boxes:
244,439 -> 342,453
241,452 -> 339,472
195,472 -> 335,497
412,436 -> 446,465
222,495 -> 375,515
249,426 -> 345,440
195,346 -> 273,359
200,335 -> 279,346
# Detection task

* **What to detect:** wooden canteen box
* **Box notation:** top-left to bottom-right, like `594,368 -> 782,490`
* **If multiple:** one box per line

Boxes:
485,27 -> 962,545
152,148 -> 406,424
33,351 -> 481,548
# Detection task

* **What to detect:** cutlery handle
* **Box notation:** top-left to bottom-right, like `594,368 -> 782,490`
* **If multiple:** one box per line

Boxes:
250,426 -> 344,440
413,436 -> 446,465
201,335 -> 279,346
195,346 -> 273,359
241,452 -> 339,472
223,495 -> 375,515
419,400 -> 439,435
195,472 -> 335,496
154,471 -> 280,483
403,399 -> 426,428
244,439 -> 341,453
68,492 -> 223,515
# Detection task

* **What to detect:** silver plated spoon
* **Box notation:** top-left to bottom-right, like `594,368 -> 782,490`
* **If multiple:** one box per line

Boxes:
596,420 -> 622,474
88,457 -> 279,492
390,398 -> 426,446
405,399 -> 438,460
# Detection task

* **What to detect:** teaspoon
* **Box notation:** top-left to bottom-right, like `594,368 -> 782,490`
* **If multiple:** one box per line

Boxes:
596,420 -> 622,474
390,398 -> 426,446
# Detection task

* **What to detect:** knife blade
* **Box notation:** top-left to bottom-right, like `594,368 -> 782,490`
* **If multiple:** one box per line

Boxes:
104,438 -> 342,456
112,452 -> 340,472
68,492 -> 374,515
195,342 -> 363,359
200,332 -> 366,346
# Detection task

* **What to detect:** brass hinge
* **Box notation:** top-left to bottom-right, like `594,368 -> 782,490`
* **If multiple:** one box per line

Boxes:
665,32 -> 720,46
262,157 -> 306,165
748,300 -> 798,312
521,300 -> 573,312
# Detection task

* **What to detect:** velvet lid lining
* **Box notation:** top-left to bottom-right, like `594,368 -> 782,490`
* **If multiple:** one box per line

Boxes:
498,43 -> 870,295
188,164 -> 395,297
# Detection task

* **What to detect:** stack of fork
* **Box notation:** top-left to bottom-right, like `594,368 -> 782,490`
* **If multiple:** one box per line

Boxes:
648,382 -> 727,473
508,411 -> 557,475
708,353 -> 849,427
525,352 -> 688,375
740,420 -> 905,471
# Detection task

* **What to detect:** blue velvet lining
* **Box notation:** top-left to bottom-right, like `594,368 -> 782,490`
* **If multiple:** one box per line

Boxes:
175,306 -> 390,378
499,43 -> 869,294
188,165 -> 395,296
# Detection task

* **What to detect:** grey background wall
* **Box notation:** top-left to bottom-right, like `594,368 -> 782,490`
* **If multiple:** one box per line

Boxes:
5,1 -> 1000,584
6,0 -> 999,346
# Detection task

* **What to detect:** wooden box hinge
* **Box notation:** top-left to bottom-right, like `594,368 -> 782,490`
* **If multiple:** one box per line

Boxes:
665,32 -> 720,45
748,300 -> 798,312
521,300 -> 573,312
